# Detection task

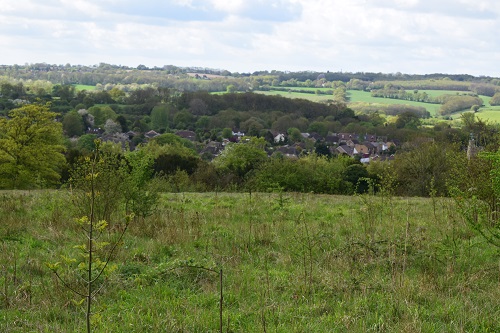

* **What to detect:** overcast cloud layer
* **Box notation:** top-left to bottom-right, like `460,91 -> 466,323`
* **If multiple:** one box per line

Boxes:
0,0 -> 499,76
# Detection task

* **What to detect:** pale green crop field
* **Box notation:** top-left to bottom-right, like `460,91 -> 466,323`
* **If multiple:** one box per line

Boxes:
256,90 -> 335,103
281,87 -> 335,92
465,106 -> 500,121
73,84 -> 96,91
418,90 -> 470,97
347,90 -> 442,115
256,89 -> 500,123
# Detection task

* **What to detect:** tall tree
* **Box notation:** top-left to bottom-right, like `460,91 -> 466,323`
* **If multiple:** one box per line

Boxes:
0,103 -> 66,188
62,111 -> 85,137
52,84 -> 75,102
490,92 -> 500,106
104,119 -> 122,134
88,106 -> 117,127
213,137 -> 267,180
150,104 -> 169,131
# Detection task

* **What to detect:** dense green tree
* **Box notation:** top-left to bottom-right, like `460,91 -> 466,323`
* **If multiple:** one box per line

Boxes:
104,119 -> 122,134
393,142 -> 454,196
157,87 -> 171,103
332,86 -> 347,102
88,105 -> 117,127
173,110 -> 193,129
150,104 -> 169,131
77,134 -> 98,153
116,115 -> 129,132
109,87 -> 126,103
26,80 -> 52,97
122,148 -> 159,218
461,113 -> 500,150
308,121 -> 328,137
0,104 -> 66,188
1,82 -> 24,99
315,142 -> 331,157
213,137 -> 267,179
132,119 -> 150,132
252,157 -> 305,192
490,92 -> 500,106
210,109 -> 241,129
343,164 -> 370,194
195,115 -> 210,130
189,98 -> 208,115
143,141 -> 200,176
357,112 -> 385,127
62,111 -> 85,137
395,111 -> 421,129
252,154 -> 352,194
287,127 -> 303,143
52,84 -> 75,102
273,115 -> 305,132
448,150 -> 500,248
126,87 -> 158,105
241,117 -> 265,137
471,83 -> 497,97
74,90 -> 88,105
439,95 -> 483,115
222,128 -> 233,139
82,95 -> 96,108
151,133 -> 195,150
448,151 -> 495,210
93,90 -> 115,104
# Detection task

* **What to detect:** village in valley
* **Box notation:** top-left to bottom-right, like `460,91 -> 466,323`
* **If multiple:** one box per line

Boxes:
98,127 -> 397,163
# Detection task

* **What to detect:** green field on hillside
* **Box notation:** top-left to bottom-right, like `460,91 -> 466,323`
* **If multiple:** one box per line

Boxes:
347,90 -> 443,115
1,191 -> 499,332
468,107 -> 500,121
256,88 -> 500,123
73,84 -> 96,91
257,89 -> 445,115
256,90 -> 335,103
444,95 -> 500,120
419,90 -> 470,97
274,86 -> 334,92
349,90 -> 500,122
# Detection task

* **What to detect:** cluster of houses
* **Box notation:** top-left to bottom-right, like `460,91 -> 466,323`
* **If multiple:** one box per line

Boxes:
96,128 -> 396,164
266,131 -> 396,163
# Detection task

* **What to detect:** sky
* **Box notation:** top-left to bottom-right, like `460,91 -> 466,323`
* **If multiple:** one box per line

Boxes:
0,0 -> 499,76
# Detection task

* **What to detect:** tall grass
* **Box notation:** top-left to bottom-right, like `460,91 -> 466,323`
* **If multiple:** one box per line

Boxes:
0,190 -> 499,332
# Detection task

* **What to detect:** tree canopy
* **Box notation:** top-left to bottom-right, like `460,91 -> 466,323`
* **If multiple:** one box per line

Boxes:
0,103 -> 66,188
213,137 -> 267,179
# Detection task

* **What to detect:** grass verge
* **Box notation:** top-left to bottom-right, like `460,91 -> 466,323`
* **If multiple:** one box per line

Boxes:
0,191 -> 498,332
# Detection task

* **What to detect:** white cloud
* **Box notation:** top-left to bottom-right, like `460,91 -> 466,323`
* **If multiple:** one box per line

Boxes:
0,0 -> 498,75
209,0 -> 246,13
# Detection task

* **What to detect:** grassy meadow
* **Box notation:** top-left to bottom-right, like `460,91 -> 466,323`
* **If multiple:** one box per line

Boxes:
1,190 -> 499,332
473,107 -> 500,122
346,90 -> 443,115
257,89 -> 445,115
257,88 -> 500,123
256,90 -> 335,103
73,84 -> 97,91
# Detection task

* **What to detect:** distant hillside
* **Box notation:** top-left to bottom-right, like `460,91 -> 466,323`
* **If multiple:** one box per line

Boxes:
1,63 -> 499,92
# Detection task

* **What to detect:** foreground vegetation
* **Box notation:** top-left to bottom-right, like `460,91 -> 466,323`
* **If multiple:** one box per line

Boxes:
1,189 -> 499,332
2,65 -> 500,331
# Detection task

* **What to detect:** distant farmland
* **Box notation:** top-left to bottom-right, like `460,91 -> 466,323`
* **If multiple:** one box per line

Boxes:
73,84 -> 96,91
256,88 -> 500,121
346,90 -> 442,115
